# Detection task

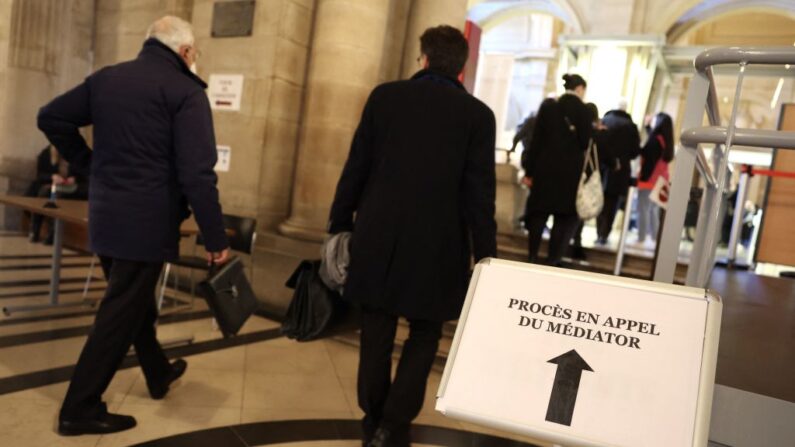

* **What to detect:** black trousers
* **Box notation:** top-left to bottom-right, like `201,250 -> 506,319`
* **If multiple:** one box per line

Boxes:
596,194 -> 622,241
526,212 -> 579,265
358,308 -> 443,439
571,220 -> 584,247
60,257 -> 171,420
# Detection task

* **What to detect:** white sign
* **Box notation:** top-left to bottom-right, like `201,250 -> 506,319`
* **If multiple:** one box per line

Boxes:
437,259 -> 721,447
208,74 -> 244,111
215,145 -> 231,172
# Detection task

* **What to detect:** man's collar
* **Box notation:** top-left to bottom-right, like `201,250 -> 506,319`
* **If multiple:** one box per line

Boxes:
139,38 -> 207,89
410,69 -> 466,91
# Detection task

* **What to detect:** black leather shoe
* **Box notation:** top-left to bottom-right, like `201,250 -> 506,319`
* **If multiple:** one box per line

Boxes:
367,427 -> 410,447
571,245 -> 587,260
58,412 -> 136,436
149,359 -> 187,399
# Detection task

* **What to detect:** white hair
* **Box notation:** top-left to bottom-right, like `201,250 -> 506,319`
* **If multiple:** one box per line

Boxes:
146,16 -> 195,53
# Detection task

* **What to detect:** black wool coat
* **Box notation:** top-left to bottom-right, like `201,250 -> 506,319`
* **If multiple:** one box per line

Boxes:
522,93 -> 593,216
37,39 -> 228,262
328,70 -> 497,322
599,109 -> 640,196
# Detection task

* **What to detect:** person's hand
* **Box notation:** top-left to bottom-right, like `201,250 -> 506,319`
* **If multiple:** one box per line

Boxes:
51,174 -> 65,184
207,248 -> 230,266
521,176 -> 533,187
65,176 -> 76,185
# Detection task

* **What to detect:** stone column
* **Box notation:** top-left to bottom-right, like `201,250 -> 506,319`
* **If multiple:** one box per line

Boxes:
0,0 -> 95,230
400,0 -> 469,79
279,0 -> 391,240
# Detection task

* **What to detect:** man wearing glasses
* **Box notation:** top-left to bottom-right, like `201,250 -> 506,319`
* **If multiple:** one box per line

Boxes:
38,16 -> 229,435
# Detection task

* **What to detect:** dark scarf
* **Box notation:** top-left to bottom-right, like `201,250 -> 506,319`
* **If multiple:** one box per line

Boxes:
410,69 -> 466,91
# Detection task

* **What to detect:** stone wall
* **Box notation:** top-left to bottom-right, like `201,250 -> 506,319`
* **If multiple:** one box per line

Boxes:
94,0 -> 194,70
0,0 -> 94,230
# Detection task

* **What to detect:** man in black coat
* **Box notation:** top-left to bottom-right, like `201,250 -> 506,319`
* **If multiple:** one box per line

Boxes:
328,26 -> 496,447
37,16 -> 229,435
595,109 -> 640,244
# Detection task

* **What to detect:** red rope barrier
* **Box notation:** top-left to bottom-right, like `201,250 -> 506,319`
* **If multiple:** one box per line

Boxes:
741,165 -> 795,179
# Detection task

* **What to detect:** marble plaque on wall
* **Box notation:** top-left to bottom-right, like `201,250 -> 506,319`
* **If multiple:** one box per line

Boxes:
212,1 -> 256,38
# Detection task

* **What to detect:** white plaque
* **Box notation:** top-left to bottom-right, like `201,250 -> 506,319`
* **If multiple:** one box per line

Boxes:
215,145 -> 231,172
437,259 -> 722,447
208,74 -> 244,111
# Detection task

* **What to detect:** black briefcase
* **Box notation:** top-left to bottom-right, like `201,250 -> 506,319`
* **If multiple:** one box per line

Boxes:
281,260 -> 356,342
198,257 -> 258,338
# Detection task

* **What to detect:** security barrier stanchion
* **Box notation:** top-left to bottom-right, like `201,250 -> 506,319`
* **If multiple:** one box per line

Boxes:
613,186 -> 636,276
726,168 -> 750,266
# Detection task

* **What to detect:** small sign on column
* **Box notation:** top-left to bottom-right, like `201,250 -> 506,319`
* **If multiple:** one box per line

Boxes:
208,74 -> 244,111
215,145 -> 231,172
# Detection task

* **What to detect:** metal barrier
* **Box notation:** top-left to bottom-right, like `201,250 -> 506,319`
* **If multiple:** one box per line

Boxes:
725,166 -> 795,266
653,47 -> 795,288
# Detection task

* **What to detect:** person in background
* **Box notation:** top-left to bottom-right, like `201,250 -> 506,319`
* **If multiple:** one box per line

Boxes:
595,104 -> 641,245
523,74 -> 592,266
633,112 -> 674,247
328,25 -> 496,447
569,102 -> 601,260
37,16 -> 229,436
511,113 -> 536,154
25,145 -> 88,243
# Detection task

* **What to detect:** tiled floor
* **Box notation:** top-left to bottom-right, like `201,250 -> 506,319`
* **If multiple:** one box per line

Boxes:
0,234 -> 550,447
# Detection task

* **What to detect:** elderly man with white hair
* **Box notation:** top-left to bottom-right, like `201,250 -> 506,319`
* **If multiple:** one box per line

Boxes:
38,16 -> 230,435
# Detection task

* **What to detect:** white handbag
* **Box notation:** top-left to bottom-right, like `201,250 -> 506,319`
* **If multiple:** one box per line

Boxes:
576,140 -> 604,220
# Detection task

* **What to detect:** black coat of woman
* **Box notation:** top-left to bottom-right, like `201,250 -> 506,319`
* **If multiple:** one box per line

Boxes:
522,93 -> 593,216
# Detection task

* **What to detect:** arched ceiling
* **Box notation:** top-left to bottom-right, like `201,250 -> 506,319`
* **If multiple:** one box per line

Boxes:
467,0 -> 583,33
665,0 -> 795,42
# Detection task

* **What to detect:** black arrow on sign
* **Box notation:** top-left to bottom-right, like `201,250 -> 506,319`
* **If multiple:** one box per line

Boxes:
545,349 -> 593,426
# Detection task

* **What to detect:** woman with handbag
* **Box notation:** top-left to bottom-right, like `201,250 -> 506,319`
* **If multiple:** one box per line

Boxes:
634,112 -> 675,247
522,74 -> 593,266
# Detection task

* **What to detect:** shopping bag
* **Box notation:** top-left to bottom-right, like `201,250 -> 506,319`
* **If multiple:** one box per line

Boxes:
650,175 -> 671,209
576,141 -> 604,219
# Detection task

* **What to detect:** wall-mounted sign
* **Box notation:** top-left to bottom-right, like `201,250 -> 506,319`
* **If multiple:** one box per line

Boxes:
211,0 -> 255,38
437,259 -> 722,447
215,145 -> 231,172
208,74 -> 244,111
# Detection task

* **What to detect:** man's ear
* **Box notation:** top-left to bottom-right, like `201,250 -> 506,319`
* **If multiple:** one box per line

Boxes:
178,45 -> 191,63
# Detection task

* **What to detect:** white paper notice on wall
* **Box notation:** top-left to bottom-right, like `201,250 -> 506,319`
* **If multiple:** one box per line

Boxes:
437,259 -> 722,447
208,74 -> 244,111
215,145 -> 231,172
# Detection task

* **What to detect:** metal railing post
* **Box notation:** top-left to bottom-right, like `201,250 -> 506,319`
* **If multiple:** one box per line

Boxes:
726,170 -> 750,265
653,73 -> 711,283
614,186 -> 637,276
692,63 -> 747,287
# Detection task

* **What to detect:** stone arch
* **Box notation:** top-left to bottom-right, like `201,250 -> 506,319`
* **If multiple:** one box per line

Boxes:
467,0 -> 584,34
661,0 -> 795,42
